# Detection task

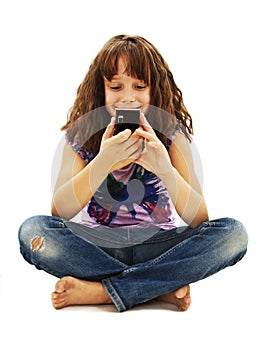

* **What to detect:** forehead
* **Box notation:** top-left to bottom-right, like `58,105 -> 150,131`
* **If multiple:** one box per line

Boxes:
101,52 -> 150,84
111,58 -> 143,80
116,58 -> 127,75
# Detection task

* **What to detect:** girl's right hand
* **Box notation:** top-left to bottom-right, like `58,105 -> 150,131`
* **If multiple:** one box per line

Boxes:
99,117 -> 143,172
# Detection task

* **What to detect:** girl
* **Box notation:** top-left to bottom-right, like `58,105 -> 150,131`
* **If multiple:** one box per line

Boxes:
18,35 -> 248,312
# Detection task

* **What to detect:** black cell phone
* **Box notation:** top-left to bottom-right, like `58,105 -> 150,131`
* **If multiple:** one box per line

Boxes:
114,109 -> 140,135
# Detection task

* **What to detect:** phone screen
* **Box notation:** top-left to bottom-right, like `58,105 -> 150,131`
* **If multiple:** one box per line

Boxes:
114,109 -> 140,134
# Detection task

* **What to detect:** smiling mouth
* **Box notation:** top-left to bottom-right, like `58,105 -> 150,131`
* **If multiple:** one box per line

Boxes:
105,104 -> 145,118
114,105 -> 142,109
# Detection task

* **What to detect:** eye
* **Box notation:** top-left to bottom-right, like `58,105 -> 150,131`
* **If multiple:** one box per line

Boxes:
110,85 -> 122,91
136,84 -> 147,90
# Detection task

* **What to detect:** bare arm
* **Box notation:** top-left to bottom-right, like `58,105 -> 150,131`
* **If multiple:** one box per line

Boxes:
51,119 -> 143,220
134,114 -> 209,228
51,142 -> 109,219
165,132 -> 209,228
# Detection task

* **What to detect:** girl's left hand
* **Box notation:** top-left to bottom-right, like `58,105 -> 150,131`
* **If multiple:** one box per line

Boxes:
133,113 -> 173,176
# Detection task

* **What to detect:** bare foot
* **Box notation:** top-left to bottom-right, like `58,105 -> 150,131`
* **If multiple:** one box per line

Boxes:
157,285 -> 191,311
51,276 -> 112,309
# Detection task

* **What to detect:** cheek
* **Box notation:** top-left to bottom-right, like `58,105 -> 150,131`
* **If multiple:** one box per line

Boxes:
142,89 -> 151,104
105,105 -> 114,117
104,85 -> 112,105
105,91 -> 116,105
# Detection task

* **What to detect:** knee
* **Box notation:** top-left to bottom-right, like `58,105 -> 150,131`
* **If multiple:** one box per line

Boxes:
18,215 -> 49,251
218,217 -> 248,259
224,217 -> 248,245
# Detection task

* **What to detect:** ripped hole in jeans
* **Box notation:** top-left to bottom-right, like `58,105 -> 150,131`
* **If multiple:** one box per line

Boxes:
31,237 -> 44,251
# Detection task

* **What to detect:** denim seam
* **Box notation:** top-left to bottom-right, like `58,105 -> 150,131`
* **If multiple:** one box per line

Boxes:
102,233 -> 205,311
143,233 -> 190,244
146,222 -> 215,267
198,221 -> 215,235
142,236 -> 184,244
146,232 -> 203,267
20,246 -> 63,278
102,279 -> 126,312
64,222 -> 128,269
51,216 -> 66,228
102,232 -> 206,311
143,222 -> 210,245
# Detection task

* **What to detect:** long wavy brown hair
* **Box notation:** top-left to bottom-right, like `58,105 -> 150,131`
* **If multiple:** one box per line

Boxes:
62,34 -> 193,155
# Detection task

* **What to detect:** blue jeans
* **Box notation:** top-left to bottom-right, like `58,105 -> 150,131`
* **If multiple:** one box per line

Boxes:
18,215 -> 248,312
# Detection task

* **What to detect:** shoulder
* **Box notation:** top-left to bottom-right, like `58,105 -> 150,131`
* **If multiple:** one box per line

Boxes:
52,141 -> 86,194
170,132 -> 192,161
62,141 -> 85,163
60,141 -> 86,175
65,134 -> 94,164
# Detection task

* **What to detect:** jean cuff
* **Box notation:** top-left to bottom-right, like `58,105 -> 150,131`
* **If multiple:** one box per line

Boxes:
102,278 -> 127,312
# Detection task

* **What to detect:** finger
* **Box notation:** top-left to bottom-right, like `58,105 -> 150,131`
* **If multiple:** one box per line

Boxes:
130,130 -> 142,140
140,113 -> 153,132
126,138 -> 144,152
102,117 -> 115,140
112,129 -> 132,143
134,142 -> 154,172
134,128 -> 156,142
128,140 -> 145,160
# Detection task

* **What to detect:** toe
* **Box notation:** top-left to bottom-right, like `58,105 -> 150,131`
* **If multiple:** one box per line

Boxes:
52,301 -> 64,309
178,294 -> 191,311
55,278 -> 68,293
52,296 -> 67,309
51,292 -> 61,300
175,286 -> 188,299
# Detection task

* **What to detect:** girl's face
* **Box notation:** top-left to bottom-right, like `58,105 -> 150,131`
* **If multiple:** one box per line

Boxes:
104,58 -> 150,117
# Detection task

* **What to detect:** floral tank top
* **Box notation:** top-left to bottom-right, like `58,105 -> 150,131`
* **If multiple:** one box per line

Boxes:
67,132 -> 179,230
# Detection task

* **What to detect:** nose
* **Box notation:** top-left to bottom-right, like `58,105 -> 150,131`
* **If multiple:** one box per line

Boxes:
121,87 -> 136,103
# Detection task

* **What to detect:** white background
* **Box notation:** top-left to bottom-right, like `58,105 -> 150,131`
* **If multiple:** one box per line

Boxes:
0,0 -> 255,349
